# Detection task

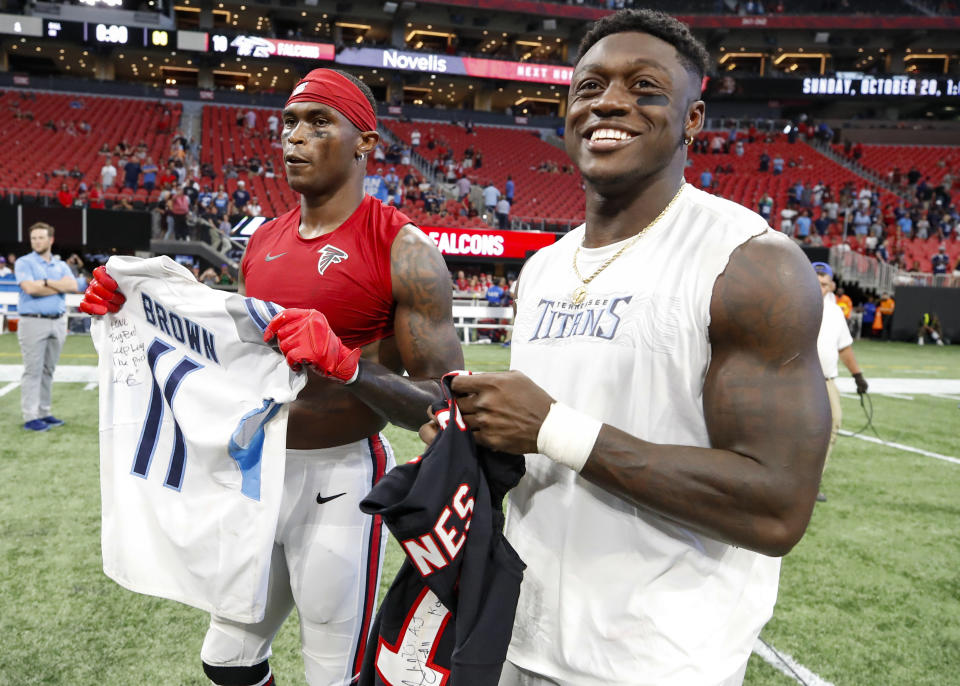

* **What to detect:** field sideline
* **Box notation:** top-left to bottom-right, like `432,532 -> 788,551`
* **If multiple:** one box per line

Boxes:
1,336 -> 958,685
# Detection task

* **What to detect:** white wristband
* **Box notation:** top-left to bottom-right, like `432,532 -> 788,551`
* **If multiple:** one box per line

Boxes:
536,402 -> 602,472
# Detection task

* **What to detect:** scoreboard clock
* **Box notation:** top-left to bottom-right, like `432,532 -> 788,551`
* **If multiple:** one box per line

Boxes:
43,19 -> 172,48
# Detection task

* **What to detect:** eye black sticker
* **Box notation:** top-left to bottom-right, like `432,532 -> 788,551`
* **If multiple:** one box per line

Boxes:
636,95 -> 669,107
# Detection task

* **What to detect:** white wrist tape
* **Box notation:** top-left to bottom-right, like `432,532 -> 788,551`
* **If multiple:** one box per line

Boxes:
536,402 -> 602,472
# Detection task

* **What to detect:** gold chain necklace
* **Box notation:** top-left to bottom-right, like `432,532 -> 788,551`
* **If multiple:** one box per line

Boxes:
571,183 -> 686,305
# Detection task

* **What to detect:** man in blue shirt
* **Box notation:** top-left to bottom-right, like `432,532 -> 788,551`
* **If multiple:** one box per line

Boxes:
505,175 -> 515,203
141,156 -> 159,192
14,222 -> 78,431
363,168 -> 389,203
699,169 -> 713,190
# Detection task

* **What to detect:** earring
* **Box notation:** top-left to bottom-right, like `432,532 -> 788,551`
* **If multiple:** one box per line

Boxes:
683,136 -> 693,146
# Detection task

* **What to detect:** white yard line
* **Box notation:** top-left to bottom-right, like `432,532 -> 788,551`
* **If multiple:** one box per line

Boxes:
0,381 -> 20,397
83,382 -> 98,391
840,393 -> 859,399
753,638 -> 836,686
839,430 -> 960,465
930,393 -> 960,402
876,393 -> 914,401
0,365 -> 98,382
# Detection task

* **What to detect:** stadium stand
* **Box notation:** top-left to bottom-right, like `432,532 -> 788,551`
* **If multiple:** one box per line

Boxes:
382,118 -> 586,227
0,91 -> 180,207
201,106 -> 489,227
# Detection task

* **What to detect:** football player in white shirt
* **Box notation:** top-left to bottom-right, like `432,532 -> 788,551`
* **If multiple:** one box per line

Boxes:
425,9 -> 831,686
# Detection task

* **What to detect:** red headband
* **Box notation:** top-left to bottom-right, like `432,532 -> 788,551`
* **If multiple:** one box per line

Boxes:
285,68 -> 376,133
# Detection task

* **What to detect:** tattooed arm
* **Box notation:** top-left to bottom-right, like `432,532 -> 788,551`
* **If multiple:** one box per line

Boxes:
346,224 -> 464,431
451,233 -> 830,555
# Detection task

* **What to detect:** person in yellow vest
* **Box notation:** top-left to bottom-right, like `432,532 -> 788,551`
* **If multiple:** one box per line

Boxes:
836,287 -> 852,319
878,292 -> 896,341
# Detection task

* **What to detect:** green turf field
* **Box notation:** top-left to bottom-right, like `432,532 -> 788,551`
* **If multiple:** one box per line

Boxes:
1,335 -> 958,685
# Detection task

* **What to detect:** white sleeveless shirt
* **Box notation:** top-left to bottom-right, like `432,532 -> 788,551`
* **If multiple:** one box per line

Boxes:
506,185 -> 785,685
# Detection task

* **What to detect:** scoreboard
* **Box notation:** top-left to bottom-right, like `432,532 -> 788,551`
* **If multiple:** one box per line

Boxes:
43,19 -> 172,48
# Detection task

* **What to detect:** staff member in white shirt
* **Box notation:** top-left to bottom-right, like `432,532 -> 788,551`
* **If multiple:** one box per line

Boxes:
812,261 -> 868,502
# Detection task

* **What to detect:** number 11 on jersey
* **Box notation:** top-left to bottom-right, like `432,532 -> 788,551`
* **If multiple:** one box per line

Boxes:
131,338 -> 203,490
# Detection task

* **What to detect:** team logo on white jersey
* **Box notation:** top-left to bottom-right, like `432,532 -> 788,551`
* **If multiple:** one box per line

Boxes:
317,245 -> 348,275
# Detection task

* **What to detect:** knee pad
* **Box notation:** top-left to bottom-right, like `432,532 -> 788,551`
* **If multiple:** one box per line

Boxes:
202,659 -> 272,686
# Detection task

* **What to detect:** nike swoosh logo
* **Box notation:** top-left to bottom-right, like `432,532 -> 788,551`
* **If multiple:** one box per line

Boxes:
316,491 -> 346,504
265,252 -> 287,262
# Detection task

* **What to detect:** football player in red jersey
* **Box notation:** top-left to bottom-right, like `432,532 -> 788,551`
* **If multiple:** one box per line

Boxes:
81,69 -> 463,686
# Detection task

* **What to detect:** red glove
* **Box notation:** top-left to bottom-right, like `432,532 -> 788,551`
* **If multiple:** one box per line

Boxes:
263,308 -> 361,383
79,266 -> 126,316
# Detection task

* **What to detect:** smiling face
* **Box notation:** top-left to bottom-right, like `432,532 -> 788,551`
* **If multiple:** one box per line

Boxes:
281,102 -> 377,196
564,31 -> 704,192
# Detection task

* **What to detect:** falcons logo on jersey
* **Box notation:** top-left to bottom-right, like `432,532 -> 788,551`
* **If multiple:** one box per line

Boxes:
317,245 -> 348,275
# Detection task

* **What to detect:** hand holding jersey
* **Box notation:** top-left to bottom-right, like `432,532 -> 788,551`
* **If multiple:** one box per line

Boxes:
79,265 -> 125,315
263,308 -> 361,383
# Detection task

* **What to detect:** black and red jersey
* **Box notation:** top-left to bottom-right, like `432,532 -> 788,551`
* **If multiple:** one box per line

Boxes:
358,373 -> 526,686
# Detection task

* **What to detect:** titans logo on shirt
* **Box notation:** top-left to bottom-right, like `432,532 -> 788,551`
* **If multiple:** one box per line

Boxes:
527,296 -> 633,341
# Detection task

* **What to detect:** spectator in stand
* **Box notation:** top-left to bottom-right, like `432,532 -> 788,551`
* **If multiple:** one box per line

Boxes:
485,277 -> 505,306
245,196 -> 263,218
757,193 -> 773,224
217,264 -> 235,286
454,270 -> 468,292
878,292 -> 895,341
266,111 -> 279,139
0,256 -> 11,277
496,196 -> 511,230
483,181 -> 500,213
101,156 -> 118,190
474,151 -> 483,169
223,158 -> 238,179
248,156 -> 262,175
780,205 -> 798,235
263,159 -> 276,178
772,154 -> 784,175
168,187 -> 191,241
198,266 -> 220,287
123,156 -> 141,191
852,209 -> 871,237
373,142 -> 386,164
56,183 -> 74,209
410,127 -> 421,148
232,180 -> 251,212
384,167 -> 400,193
363,167 -> 389,203
244,108 -> 257,134
455,174 -> 471,200
931,244 -> 950,275
709,133 -> 724,154
907,166 -> 921,186
699,168 -> 713,190
505,175 -> 515,203
758,151 -> 770,172
734,140 -> 744,157
794,210 -> 812,241
141,157 -> 159,192
896,213 -> 913,237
